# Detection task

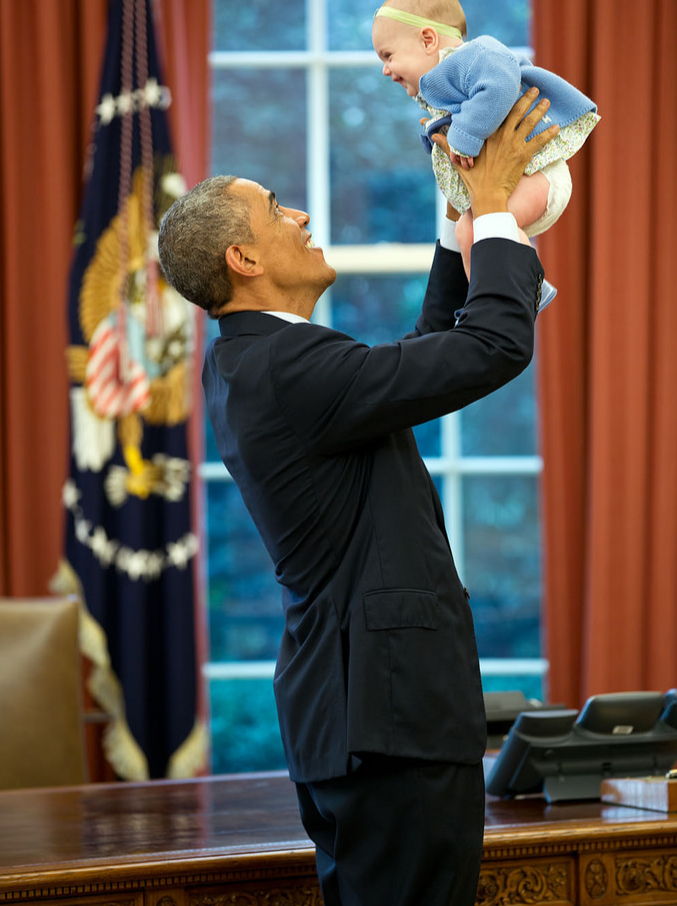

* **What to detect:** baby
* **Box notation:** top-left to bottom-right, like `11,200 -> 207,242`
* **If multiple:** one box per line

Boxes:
372,0 -> 600,291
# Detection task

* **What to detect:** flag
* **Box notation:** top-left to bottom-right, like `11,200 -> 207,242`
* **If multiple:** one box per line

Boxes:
53,0 -> 206,780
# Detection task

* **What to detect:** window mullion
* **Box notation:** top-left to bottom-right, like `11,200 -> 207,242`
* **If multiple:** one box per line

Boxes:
306,0 -> 331,327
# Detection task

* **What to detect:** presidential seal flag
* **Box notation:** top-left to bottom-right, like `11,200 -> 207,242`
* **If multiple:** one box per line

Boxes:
53,0 -> 206,780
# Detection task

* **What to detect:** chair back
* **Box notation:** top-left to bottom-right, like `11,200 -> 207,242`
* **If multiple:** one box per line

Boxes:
0,596 -> 87,788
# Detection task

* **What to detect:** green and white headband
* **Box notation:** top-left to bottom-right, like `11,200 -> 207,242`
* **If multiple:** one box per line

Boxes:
374,6 -> 463,40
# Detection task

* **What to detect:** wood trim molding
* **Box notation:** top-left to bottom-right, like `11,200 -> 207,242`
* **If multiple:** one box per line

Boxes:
0,852 -> 319,904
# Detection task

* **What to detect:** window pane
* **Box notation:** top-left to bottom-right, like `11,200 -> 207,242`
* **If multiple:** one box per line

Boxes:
206,482 -> 283,662
211,69 -> 307,209
460,356 -> 537,456
206,416 -> 221,465
212,0 -> 306,51
328,0 -> 383,50
331,273 -> 441,456
329,68 -> 436,244
463,474 -> 541,658
482,674 -> 543,701
331,273 -> 428,342
463,0 -> 530,46
210,678 -> 286,773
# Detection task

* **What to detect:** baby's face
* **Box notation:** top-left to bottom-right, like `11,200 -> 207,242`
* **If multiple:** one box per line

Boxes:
372,17 -> 438,97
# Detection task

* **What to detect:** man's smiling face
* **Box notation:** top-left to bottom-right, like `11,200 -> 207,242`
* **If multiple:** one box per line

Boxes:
232,178 -> 336,305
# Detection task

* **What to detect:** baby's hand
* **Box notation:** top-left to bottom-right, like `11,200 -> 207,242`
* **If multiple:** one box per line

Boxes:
450,153 -> 474,170
431,134 -> 477,177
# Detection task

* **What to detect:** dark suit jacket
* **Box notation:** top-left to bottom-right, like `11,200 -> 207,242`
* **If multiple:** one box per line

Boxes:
203,238 -> 544,782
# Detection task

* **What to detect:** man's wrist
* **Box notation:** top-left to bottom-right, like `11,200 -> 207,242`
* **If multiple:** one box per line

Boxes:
445,200 -> 460,222
469,194 -> 510,218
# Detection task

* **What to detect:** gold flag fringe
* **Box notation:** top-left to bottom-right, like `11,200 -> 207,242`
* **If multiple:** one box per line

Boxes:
50,558 -> 207,780
167,718 -> 210,779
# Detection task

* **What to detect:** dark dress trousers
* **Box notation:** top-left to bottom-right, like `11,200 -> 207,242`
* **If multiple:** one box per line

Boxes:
203,238 -> 543,784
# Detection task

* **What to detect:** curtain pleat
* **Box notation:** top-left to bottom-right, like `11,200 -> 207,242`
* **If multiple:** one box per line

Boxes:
0,0 -> 97,594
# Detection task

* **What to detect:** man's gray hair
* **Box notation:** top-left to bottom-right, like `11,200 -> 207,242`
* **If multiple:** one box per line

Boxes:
158,175 -> 253,318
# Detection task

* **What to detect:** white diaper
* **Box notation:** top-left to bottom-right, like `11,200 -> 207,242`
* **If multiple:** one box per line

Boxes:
523,157 -> 573,237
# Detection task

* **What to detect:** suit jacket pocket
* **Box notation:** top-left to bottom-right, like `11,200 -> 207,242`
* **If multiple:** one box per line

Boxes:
364,588 -> 440,631
347,588 -> 461,759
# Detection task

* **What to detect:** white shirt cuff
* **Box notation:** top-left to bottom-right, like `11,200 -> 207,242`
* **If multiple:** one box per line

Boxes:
440,215 -> 461,252
473,212 -> 520,244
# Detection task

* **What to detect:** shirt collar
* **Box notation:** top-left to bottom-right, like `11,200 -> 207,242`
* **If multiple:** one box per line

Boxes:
261,310 -> 309,324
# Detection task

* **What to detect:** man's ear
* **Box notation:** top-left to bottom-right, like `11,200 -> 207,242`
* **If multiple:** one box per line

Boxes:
225,244 -> 264,277
421,26 -> 439,54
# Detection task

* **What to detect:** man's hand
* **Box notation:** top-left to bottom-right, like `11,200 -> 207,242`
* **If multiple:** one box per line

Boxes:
431,88 -> 560,218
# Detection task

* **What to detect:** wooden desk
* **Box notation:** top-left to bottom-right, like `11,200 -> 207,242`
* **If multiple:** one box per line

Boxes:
2,771 -> 677,906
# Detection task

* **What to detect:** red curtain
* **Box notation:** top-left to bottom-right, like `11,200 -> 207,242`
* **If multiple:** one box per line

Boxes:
535,0 -> 677,707
0,0 -> 210,597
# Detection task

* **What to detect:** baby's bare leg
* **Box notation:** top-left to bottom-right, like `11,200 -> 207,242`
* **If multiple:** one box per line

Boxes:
455,211 -> 474,280
507,171 -> 550,233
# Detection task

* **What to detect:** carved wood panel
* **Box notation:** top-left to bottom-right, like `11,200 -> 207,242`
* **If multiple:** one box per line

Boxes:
146,891 -> 189,906
476,859 -> 574,906
187,884 -> 323,906
581,851 -> 677,906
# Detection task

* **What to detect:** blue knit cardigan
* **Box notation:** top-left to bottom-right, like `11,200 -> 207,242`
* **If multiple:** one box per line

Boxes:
419,35 -> 597,157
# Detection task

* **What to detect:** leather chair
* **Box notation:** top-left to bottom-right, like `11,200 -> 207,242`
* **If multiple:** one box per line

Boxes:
0,596 -> 88,788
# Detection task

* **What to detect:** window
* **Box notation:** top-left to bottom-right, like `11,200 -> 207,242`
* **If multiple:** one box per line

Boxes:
204,0 -> 543,773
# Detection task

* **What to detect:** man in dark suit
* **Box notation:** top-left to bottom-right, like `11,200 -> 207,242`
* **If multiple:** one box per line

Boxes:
158,89 -> 557,906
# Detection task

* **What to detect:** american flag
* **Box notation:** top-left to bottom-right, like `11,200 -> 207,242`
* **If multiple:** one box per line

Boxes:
54,0 -> 205,780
